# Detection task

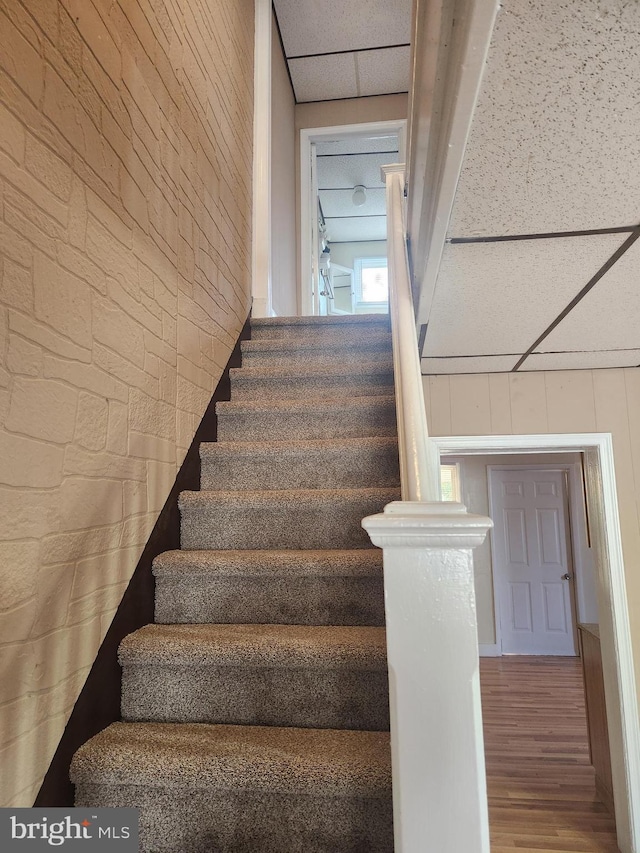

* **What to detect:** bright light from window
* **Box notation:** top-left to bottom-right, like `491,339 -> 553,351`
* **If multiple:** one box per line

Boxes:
355,257 -> 389,307
440,464 -> 461,502
361,265 -> 389,303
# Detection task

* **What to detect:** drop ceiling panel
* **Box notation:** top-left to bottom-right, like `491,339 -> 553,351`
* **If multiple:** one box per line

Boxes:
535,239 -> 640,353
290,54 -> 358,103
325,216 -> 387,243
356,47 -> 411,96
422,355 -> 519,374
522,351 -> 640,371
448,0 -> 640,238
423,235 -> 627,358
316,135 -> 399,156
317,152 -> 391,189
319,188 -> 386,218
273,0 -> 411,57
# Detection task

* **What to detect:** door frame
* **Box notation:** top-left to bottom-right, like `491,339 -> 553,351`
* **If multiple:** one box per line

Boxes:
431,432 -> 640,853
299,119 -> 407,316
487,464 -> 579,656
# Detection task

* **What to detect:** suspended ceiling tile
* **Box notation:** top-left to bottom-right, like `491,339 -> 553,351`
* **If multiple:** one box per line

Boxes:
537,239 -> 640,353
424,235 -> 627,358
521,350 -> 640,371
319,188 -> 386,218
356,46 -> 411,97
448,0 -> 640,238
316,135 -> 399,156
317,152 -> 392,189
326,216 -> 387,243
290,54 -> 358,103
273,0 -> 411,58
421,355 -> 519,374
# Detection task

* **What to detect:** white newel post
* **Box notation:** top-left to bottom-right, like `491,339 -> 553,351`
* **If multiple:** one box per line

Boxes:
363,501 -> 493,853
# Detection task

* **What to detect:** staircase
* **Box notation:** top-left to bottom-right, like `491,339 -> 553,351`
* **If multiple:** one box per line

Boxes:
71,314 -> 399,852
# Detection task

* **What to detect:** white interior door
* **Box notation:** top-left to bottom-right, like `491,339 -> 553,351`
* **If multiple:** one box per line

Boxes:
490,468 -> 577,655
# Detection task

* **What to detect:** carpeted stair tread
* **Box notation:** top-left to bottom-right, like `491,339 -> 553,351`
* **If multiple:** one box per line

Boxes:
201,436 -> 398,455
200,436 -> 400,490
251,314 -> 391,328
120,624 -> 387,669
250,314 -> 391,342
119,625 -> 390,729
180,486 -> 399,509
231,379 -> 395,401
242,331 -> 391,352
216,393 -> 395,415
216,395 -> 397,441
230,362 -> 394,380
153,548 -> 383,578
240,333 -> 392,366
179,487 -> 400,550
153,550 -> 385,626
71,721 -> 392,797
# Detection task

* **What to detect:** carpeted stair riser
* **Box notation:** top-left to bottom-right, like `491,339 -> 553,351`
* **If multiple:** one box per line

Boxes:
241,333 -> 392,367
200,437 -> 400,490
179,488 -> 400,550
119,624 -> 389,731
250,314 -> 390,342
153,549 -> 385,625
72,723 -> 393,853
230,367 -> 394,401
216,395 -> 397,441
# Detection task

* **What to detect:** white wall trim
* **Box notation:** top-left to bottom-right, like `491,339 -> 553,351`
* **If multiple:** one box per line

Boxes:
251,0 -> 272,318
432,433 -> 640,853
299,120 -> 407,317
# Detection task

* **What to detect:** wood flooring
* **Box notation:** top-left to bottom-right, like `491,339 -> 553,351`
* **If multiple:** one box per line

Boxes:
480,656 -> 620,853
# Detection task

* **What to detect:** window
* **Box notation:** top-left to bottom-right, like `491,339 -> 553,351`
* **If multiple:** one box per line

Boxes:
440,463 -> 461,502
354,257 -> 389,308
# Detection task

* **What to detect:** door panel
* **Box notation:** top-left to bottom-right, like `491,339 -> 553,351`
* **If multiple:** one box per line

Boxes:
491,468 -> 576,655
509,582 -> 533,631
536,508 -> 562,564
505,508 -> 528,564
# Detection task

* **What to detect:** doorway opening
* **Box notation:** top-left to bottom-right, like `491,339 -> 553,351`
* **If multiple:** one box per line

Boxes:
433,434 -> 640,853
299,120 -> 406,317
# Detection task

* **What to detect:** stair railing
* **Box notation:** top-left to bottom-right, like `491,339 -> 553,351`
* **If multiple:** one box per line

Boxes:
381,164 -> 439,503
362,164 -> 493,853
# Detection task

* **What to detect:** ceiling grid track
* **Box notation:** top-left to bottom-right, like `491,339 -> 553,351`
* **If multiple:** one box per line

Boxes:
513,224 -> 640,371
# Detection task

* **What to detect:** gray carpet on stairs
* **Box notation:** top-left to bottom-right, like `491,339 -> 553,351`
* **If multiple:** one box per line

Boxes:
71,314 -> 397,852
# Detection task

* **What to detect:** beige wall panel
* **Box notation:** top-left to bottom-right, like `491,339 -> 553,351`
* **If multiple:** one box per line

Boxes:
450,374 -> 492,435
0,0 -> 254,805
508,371 -> 549,433
487,373 -> 513,433
425,375 -> 452,436
544,370 -> 597,433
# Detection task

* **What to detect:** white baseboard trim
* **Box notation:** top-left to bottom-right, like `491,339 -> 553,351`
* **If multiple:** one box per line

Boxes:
478,643 -> 501,657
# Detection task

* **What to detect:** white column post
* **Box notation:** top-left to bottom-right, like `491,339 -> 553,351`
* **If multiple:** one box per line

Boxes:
362,501 -> 493,853
251,0 -> 272,318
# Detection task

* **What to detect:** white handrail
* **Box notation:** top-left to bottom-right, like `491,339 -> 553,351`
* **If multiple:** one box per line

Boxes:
382,164 -> 440,502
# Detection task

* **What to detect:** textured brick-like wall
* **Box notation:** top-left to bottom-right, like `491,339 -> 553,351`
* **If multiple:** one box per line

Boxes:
0,0 -> 253,806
